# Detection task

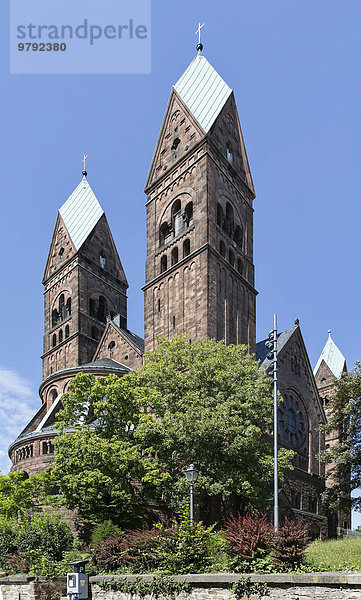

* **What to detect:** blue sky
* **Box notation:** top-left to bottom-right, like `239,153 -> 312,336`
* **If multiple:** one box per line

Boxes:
1,1 -> 361,524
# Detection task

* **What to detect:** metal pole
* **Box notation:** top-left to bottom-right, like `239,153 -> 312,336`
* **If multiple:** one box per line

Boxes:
273,314 -> 279,531
190,482 -> 194,524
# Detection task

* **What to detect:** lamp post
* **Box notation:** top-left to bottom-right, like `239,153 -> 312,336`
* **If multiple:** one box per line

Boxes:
265,314 -> 278,531
184,464 -> 199,524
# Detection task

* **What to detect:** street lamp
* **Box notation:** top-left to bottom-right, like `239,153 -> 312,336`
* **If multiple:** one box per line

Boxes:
184,463 -> 199,524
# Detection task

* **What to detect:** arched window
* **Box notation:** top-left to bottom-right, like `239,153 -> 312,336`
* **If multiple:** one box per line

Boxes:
158,299 -> 161,313
89,298 -> 97,317
50,389 -> 57,404
225,203 -> 234,236
184,202 -> 193,227
183,238 -> 190,258
173,316 -> 176,329
108,341 -> 115,358
229,249 -> 235,267
52,334 -> 57,347
172,199 -> 183,236
160,255 -> 167,273
52,309 -> 59,327
97,296 -> 107,323
226,144 -> 233,165
91,326 -> 98,340
219,241 -> 226,258
233,225 -> 243,249
59,294 -> 65,320
66,298 -> 71,317
217,203 -> 224,227
59,329 -> 63,343
237,259 -> 243,275
65,324 -> 70,338
159,222 -> 171,246
171,247 -> 178,266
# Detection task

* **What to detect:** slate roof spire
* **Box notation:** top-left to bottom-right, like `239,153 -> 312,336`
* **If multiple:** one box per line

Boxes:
313,331 -> 347,379
59,174 -> 104,251
174,52 -> 232,134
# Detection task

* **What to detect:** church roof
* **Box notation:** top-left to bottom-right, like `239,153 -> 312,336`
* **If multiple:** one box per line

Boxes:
313,331 -> 347,379
256,326 -> 297,367
59,177 -> 104,251
112,315 -> 145,353
174,53 -> 232,133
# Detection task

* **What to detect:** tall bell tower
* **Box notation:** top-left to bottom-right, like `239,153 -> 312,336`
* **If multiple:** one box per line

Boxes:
143,43 -> 257,352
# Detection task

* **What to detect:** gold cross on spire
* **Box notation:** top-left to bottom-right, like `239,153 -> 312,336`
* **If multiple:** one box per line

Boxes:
195,22 -> 205,46
82,154 -> 88,172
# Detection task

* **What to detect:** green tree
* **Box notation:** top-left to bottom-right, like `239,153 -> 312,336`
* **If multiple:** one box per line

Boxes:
0,471 -> 45,519
322,362 -> 361,513
50,337 -> 293,526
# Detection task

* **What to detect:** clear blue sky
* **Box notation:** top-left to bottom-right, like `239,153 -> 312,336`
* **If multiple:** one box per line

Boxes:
1,1 -> 361,522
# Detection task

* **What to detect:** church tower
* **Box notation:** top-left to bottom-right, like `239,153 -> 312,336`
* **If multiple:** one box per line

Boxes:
143,44 -> 257,352
42,169 -> 128,380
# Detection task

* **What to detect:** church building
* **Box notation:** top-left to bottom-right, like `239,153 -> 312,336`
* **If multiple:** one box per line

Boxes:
8,41 -> 349,537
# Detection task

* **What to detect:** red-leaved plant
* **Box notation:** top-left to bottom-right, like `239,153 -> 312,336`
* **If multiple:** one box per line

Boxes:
94,526 -> 163,573
270,518 -> 310,572
223,512 -> 274,571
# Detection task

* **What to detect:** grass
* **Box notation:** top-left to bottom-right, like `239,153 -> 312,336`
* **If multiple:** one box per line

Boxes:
305,537 -> 361,572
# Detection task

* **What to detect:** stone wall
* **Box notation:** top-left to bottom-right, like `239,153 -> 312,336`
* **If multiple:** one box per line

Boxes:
2,573 -> 361,600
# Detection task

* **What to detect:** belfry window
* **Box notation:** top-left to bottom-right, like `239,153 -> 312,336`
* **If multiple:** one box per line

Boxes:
229,249 -> 235,267
52,309 -> 59,327
172,199 -> 183,237
217,203 -> 224,227
59,329 -> 63,343
224,203 -> 234,236
171,247 -> 178,266
237,259 -> 243,275
159,222 -> 171,246
52,334 -> 57,347
97,296 -> 107,323
184,202 -> 193,227
160,255 -> 167,273
65,324 -> 70,338
59,294 -> 65,320
233,225 -> 243,249
183,238 -> 190,258
66,298 -> 71,317
89,298 -> 96,317
219,240 -> 226,258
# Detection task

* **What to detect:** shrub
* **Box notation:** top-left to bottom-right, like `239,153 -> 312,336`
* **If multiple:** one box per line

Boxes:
0,519 -> 17,566
91,520 -> 123,545
156,508 -> 215,574
270,518 -> 310,571
16,512 -> 73,561
223,512 -> 274,572
94,527 -> 161,573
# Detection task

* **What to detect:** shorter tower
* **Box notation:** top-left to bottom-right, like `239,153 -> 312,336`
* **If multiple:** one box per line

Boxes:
42,172 -> 128,386
9,169 -> 131,475
314,331 -> 350,535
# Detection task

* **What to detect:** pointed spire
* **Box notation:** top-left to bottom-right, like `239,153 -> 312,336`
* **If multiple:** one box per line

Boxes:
82,154 -> 88,178
195,22 -> 205,53
314,330 -> 347,379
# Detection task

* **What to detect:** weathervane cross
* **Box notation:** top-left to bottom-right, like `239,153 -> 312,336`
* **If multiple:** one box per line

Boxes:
195,22 -> 205,46
83,154 -> 88,172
